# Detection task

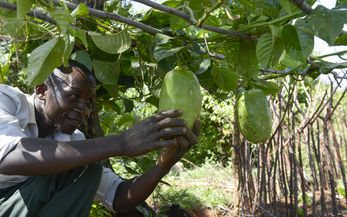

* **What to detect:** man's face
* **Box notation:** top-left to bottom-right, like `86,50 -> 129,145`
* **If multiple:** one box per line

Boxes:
43,67 -> 96,134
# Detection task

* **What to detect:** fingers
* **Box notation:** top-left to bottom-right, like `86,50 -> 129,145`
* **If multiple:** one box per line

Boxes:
184,128 -> 198,145
176,136 -> 190,153
154,118 -> 198,146
154,127 -> 187,140
155,117 -> 186,130
150,109 -> 182,123
154,139 -> 179,148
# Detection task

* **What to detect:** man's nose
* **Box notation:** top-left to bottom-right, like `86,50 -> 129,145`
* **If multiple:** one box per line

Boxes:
75,100 -> 91,118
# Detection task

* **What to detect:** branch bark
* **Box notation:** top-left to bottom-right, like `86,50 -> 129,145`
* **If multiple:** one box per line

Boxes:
0,1 -> 55,24
0,0 -> 258,39
132,0 -> 253,39
0,0 -> 163,35
53,0 -> 163,35
291,0 -> 313,14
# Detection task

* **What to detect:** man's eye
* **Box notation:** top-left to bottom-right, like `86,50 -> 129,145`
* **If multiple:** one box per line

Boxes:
70,94 -> 79,101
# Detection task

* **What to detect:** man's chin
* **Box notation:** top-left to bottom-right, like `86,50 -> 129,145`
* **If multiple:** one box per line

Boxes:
58,125 -> 77,135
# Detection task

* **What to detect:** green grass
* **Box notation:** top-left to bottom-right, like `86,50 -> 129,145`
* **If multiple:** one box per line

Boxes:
150,161 -> 235,212
90,161 -> 235,216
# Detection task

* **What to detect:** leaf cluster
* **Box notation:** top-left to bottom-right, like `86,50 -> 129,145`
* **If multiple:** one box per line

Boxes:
1,0 -> 346,98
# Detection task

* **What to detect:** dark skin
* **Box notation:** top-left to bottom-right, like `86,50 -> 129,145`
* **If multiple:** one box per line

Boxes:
0,66 -> 199,213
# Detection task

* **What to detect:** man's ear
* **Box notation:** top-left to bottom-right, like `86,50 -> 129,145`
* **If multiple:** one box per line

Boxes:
35,84 -> 48,100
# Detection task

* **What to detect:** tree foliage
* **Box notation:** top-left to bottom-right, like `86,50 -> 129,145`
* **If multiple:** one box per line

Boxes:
0,0 -> 346,98
1,0 -> 347,216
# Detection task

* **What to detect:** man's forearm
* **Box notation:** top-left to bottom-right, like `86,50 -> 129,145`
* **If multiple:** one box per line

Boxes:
0,135 -> 123,175
113,165 -> 170,213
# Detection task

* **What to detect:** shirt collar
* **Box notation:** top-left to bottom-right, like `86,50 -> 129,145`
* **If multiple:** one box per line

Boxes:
26,93 -> 37,125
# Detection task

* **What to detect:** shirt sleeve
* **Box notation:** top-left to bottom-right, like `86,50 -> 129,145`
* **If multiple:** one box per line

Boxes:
0,93 -> 28,162
94,167 -> 124,212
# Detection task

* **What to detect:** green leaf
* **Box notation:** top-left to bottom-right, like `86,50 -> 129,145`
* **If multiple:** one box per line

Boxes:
28,38 -> 65,85
236,40 -> 259,81
74,29 -> 88,49
1,19 -> 52,39
334,32 -> 347,46
71,50 -> 92,71
118,114 -> 135,127
306,6 -> 347,45
71,3 -> 89,17
1,18 -> 25,36
271,26 -> 285,67
188,0 -> 214,18
50,7 -> 74,34
103,84 -> 119,97
282,25 -> 313,61
170,15 -> 188,31
279,0 -> 300,14
0,1 -> 16,18
211,60 -> 237,92
93,59 -> 120,85
153,45 -> 184,62
250,79 -> 280,96
336,0 -> 347,6
69,28 -> 88,50
136,33 -> 155,62
162,0 -> 181,8
89,30 -> 131,54
319,61 -> 347,74
17,0 -> 34,19
157,56 -> 178,72
145,96 -> 159,107
122,98 -> 134,113
256,33 -> 273,68
102,84 -> 121,96
279,50 -> 302,68
155,33 -> 174,45
270,25 -> 282,38
196,58 -> 211,75
63,35 -> 75,66
282,25 -> 300,59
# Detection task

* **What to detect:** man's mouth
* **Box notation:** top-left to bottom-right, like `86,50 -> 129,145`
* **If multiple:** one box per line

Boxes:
67,118 -> 82,126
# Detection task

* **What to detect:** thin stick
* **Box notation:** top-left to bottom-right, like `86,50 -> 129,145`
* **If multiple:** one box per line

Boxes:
53,0 -> 163,35
317,121 -> 327,216
0,1 -> 55,24
292,105 -> 299,216
331,118 -> 347,206
309,124 -> 317,217
298,132 -> 307,217
132,0 -> 253,39
291,0 -> 313,14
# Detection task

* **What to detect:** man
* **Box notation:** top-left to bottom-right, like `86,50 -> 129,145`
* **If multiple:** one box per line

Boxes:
0,61 -> 198,216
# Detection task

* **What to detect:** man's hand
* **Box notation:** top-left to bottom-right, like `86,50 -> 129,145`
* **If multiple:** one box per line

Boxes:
118,109 -> 188,157
112,120 -> 200,213
156,120 -> 200,172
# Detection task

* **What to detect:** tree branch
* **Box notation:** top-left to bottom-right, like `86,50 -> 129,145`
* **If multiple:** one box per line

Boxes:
311,50 -> 347,60
291,0 -> 313,14
0,1 -> 55,24
133,0 -> 191,22
132,0 -> 253,39
0,0 -> 167,35
196,1 -> 222,27
53,0 -> 163,35
260,68 -> 292,75
332,72 -> 347,80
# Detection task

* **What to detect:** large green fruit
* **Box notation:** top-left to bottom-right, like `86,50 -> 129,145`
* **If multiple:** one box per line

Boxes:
237,89 -> 272,143
159,66 -> 202,129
